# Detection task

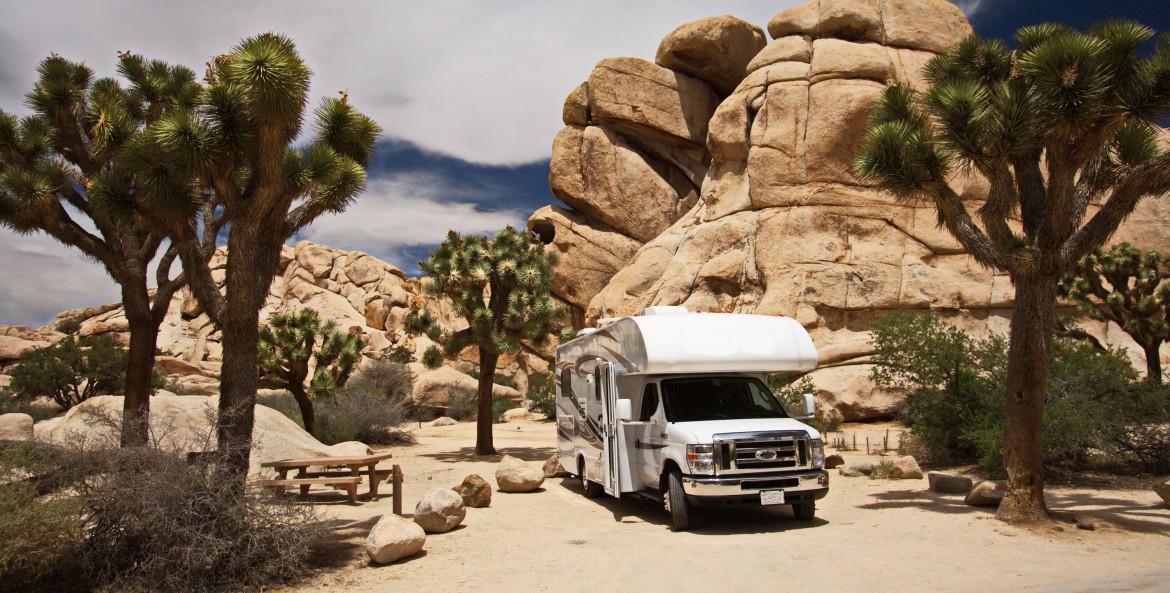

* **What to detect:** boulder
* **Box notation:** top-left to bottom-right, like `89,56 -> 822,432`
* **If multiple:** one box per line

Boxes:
543,455 -> 566,478
893,456 -> 923,480
839,461 -> 874,477
927,471 -> 973,494
495,455 -> 545,493
0,335 -> 47,363
365,514 -> 426,565
1076,517 -> 1096,531
429,417 -> 457,427
528,205 -> 643,313
412,366 -> 522,408
655,15 -> 767,96
823,453 -> 844,469
965,480 -> 1008,507
0,413 -> 34,441
501,407 -> 531,423
453,474 -> 492,508
1154,479 -> 1170,507
586,57 -> 720,147
32,394 -> 371,476
413,488 -> 466,534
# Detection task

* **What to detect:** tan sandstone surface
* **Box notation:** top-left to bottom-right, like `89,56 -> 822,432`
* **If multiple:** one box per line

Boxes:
280,419 -> 1170,593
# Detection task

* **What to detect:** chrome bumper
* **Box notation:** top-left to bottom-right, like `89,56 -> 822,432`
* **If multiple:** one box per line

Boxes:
681,470 -> 829,499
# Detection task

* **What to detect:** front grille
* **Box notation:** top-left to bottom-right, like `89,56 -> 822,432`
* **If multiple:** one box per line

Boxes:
713,431 -> 810,474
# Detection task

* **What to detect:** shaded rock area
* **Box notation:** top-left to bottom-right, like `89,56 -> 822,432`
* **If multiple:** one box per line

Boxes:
965,480 -> 1008,507
927,471 -> 973,495
0,413 -> 33,441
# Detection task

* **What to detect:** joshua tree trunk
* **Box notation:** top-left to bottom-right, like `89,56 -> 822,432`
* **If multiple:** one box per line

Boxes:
475,349 -> 500,455
217,227 -> 283,482
997,273 -> 1058,523
1143,344 -> 1163,385
288,382 -> 316,437
120,284 -> 157,448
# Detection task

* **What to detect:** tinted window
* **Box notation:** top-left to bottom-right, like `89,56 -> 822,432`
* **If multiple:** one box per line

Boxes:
640,384 -> 659,421
660,376 -> 789,422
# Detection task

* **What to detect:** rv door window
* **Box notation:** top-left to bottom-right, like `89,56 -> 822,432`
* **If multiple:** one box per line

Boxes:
640,384 -> 659,421
560,368 -> 572,400
660,376 -> 790,422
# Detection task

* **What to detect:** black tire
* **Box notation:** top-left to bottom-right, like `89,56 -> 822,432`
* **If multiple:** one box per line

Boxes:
579,458 -> 603,498
665,471 -> 691,531
792,500 -> 815,521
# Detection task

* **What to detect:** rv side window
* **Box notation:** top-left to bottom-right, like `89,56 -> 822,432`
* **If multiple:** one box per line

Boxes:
640,384 -> 659,421
560,368 -> 572,400
593,368 -> 602,401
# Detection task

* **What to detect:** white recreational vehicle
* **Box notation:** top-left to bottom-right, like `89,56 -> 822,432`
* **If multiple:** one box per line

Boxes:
555,306 -> 828,531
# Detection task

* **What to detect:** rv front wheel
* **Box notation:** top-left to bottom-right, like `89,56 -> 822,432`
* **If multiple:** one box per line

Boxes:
665,471 -> 691,531
792,500 -> 815,521
579,458 -> 602,498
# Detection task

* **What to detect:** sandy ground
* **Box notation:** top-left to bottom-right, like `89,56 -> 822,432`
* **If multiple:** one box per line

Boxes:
279,419 -> 1170,593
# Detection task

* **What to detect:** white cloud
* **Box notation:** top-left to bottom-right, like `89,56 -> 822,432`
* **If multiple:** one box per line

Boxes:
951,0 -> 990,19
295,173 -> 527,268
0,0 -> 792,165
0,234 -> 122,327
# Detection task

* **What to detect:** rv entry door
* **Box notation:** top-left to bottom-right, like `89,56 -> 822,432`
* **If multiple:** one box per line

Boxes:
600,362 -> 620,496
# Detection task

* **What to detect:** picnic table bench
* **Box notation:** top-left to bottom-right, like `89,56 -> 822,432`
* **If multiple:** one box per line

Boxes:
254,452 -> 402,513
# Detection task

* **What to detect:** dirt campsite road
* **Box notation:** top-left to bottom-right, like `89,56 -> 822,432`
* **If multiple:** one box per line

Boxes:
281,419 -> 1170,593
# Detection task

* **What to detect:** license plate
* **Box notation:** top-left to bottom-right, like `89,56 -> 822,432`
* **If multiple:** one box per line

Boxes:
760,489 -> 785,505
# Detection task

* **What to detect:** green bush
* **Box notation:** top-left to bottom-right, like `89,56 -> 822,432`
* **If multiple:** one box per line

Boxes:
492,396 -> 514,424
9,336 -> 129,410
315,385 -> 416,446
387,345 -> 414,364
871,311 -> 1167,471
445,395 -> 477,421
525,372 -> 556,419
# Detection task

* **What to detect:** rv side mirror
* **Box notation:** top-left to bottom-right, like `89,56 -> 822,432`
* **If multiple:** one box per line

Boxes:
615,399 -> 633,422
800,393 -> 816,419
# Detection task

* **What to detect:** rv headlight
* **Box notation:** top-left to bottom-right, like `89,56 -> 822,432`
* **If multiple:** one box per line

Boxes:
686,444 -> 715,475
810,438 -> 825,469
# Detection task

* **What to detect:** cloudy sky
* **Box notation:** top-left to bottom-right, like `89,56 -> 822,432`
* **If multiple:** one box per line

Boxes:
0,0 -> 1166,326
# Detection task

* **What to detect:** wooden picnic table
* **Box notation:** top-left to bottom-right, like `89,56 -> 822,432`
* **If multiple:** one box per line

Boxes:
259,452 -> 402,513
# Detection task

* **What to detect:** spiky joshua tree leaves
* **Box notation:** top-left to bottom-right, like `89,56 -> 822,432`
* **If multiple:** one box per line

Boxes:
148,33 -> 381,483
1059,243 -> 1170,384
853,21 -> 1170,522
258,309 -> 365,437
406,227 -> 568,455
0,51 -> 204,446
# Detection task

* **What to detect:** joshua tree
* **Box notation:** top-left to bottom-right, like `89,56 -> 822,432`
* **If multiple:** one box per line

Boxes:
1059,243 -> 1170,383
258,309 -> 365,436
407,227 -> 568,455
853,22 -> 1170,522
0,52 -> 204,446
160,33 -> 380,482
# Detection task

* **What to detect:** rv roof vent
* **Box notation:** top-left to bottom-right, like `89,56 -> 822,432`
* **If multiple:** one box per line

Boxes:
639,305 -> 689,316
576,328 -> 599,338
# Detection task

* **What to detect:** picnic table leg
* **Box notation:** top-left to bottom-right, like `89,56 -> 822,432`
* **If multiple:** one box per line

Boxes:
367,463 -> 380,498
392,465 -> 403,516
296,468 -> 310,496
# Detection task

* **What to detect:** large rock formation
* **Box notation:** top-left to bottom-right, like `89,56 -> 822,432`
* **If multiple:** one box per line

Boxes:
529,0 -> 1170,420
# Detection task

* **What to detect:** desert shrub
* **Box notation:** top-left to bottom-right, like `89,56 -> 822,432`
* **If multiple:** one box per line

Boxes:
0,443 -> 85,593
77,446 -> 324,593
525,372 -> 556,419
0,389 -> 58,422
467,366 -> 519,389
871,311 -> 1164,471
869,459 -> 903,480
387,345 -> 414,364
314,385 -> 416,446
1109,382 -> 1170,474
768,375 -> 843,433
348,359 -> 413,401
445,395 -> 477,421
9,336 -> 129,410
492,396 -> 514,424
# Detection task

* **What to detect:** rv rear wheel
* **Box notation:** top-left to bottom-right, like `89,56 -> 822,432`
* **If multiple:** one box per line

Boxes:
579,458 -> 602,498
665,471 -> 691,531
792,500 -> 815,521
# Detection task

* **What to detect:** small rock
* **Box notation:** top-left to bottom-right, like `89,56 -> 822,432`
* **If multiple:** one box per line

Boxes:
965,480 -> 1008,507
413,488 -> 466,534
543,455 -> 567,478
501,407 -> 531,422
495,455 -> 545,492
365,514 -> 425,565
839,461 -> 874,477
1075,517 -> 1096,531
893,456 -> 923,479
429,417 -> 457,427
824,454 -> 844,469
1154,479 -> 1170,507
453,474 -> 492,508
0,413 -> 34,441
927,471 -> 973,494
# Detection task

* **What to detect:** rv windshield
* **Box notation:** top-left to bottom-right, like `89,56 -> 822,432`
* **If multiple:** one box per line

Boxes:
660,376 -> 789,422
